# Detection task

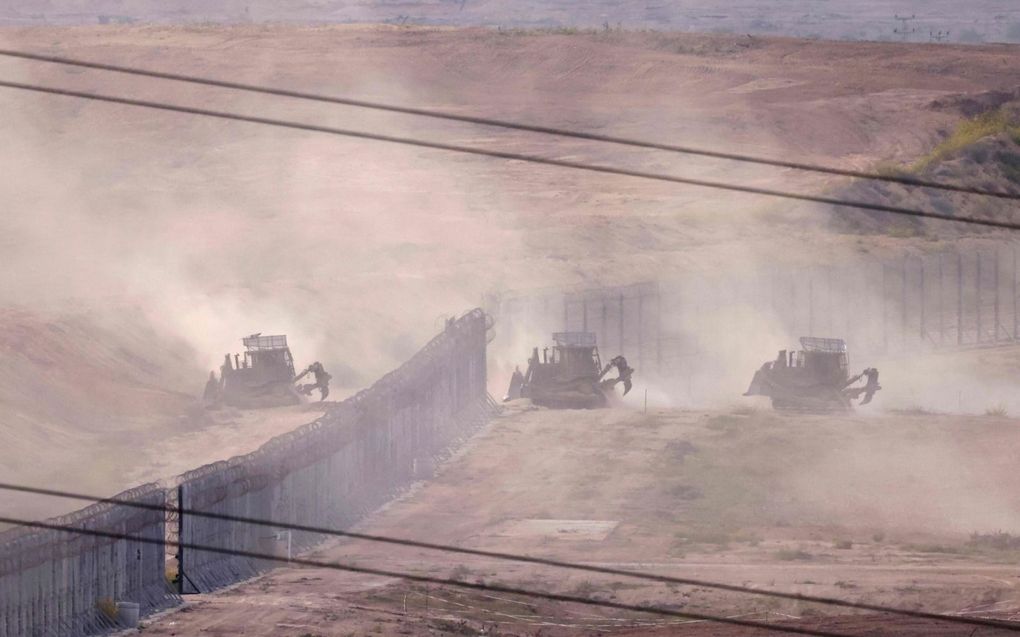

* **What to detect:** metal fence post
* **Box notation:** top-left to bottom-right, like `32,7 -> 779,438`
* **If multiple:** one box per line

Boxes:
655,283 -> 663,375
770,267 -> 777,315
901,257 -> 908,350
1014,246 -> 1018,340
938,254 -> 945,346
601,299 -> 608,349
808,273 -> 814,336
957,253 -> 964,346
790,275 -> 797,336
176,484 -> 185,595
637,292 -> 644,371
977,251 -> 983,344
994,250 -> 1000,343
882,264 -> 888,354
824,264 -> 832,336
919,257 -> 926,343
618,293 -> 625,356
847,263 -> 855,347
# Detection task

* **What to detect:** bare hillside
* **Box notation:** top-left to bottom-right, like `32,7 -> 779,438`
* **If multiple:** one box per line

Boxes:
2,26 -> 1019,515
0,307 -> 201,518
5,25 -> 1020,635
827,93 -> 1020,235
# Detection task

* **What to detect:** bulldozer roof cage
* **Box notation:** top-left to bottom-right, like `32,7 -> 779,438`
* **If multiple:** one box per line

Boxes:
242,334 -> 289,351
552,332 -> 597,347
799,337 -> 847,353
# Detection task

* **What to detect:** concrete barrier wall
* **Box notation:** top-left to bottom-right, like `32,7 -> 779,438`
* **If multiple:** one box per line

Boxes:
177,308 -> 491,592
0,484 -> 172,637
0,308 -> 492,635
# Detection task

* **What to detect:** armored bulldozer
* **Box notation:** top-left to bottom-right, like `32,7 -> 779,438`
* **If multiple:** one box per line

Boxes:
504,332 -> 634,409
203,334 -> 331,409
743,337 -> 880,412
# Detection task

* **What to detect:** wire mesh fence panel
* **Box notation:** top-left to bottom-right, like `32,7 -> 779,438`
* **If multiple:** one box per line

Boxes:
488,242 -> 1020,403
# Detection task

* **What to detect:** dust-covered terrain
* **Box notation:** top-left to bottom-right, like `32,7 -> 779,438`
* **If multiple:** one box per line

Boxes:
3,22 -> 1020,635
2,24 -> 1020,514
136,403 -> 1020,635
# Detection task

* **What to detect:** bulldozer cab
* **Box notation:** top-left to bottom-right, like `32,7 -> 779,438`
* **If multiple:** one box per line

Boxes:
239,334 -> 296,382
795,337 -> 849,384
536,332 -> 601,378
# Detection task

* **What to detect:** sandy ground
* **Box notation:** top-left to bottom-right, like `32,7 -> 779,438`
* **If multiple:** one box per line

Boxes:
135,402 -> 1020,636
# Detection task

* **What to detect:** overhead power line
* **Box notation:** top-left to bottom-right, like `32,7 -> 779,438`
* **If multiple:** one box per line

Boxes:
1,79 -> 1019,232
3,482 -> 1019,633
0,514 -> 853,637
0,47 -> 1016,201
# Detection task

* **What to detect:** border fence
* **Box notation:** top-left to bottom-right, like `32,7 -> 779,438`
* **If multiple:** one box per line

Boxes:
0,485 -> 171,637
0,309 -> 494,637
489,244 -> 1020,396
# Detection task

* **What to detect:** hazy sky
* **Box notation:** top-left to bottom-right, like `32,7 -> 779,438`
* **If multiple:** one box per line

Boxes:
3,1 -> 1020,43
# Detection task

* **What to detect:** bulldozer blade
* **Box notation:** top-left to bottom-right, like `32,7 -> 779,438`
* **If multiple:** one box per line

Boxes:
743,369 -> 766,397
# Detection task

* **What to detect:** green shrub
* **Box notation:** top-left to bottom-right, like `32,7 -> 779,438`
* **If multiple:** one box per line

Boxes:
96,598 -> 118,621
914,109 -> 1018,172
997,151 -> 1020,185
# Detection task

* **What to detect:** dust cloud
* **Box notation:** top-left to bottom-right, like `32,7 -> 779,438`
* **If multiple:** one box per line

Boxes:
3,23 -> 1020,557
788,428 -> 1020,535
0,41 -> 540,517
0,49 -> 530,388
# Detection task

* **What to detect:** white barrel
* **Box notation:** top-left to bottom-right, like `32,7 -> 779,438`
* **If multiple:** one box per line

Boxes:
118,601 -> 140,628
